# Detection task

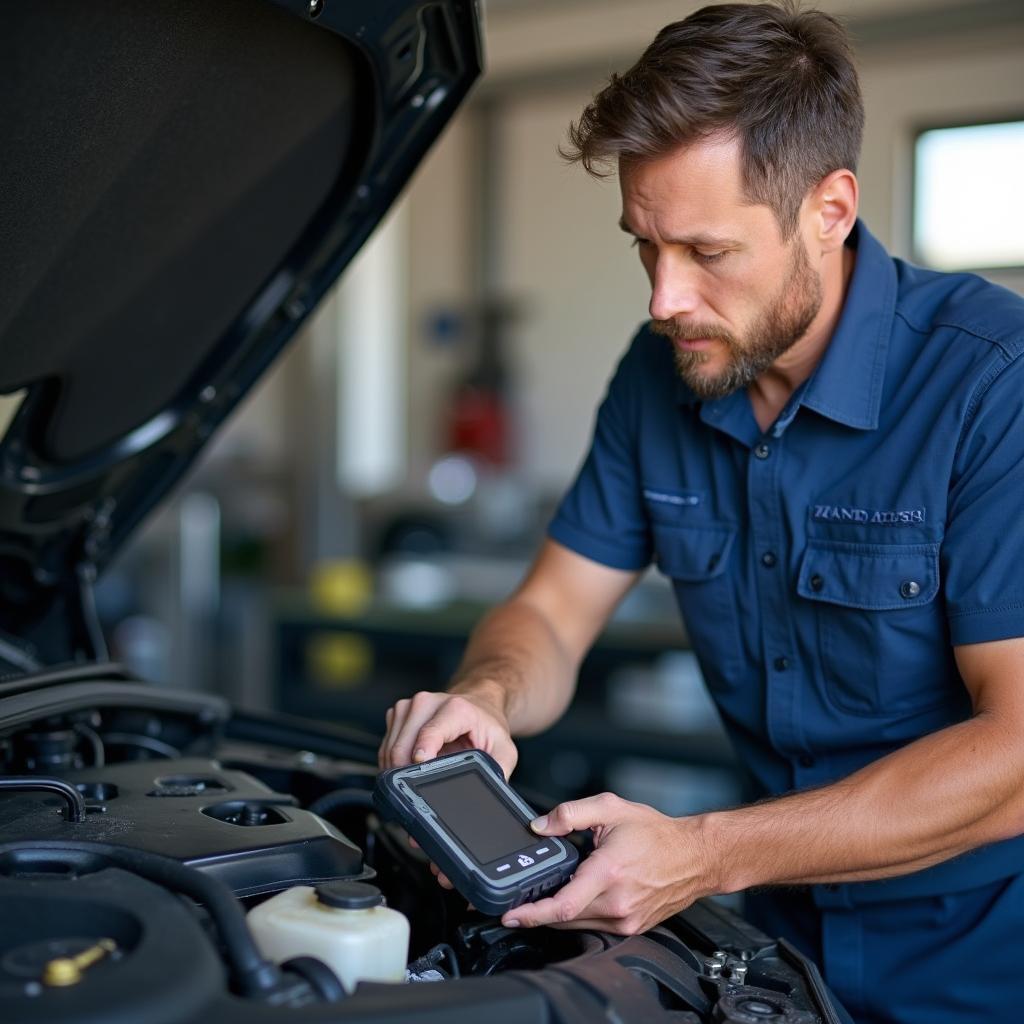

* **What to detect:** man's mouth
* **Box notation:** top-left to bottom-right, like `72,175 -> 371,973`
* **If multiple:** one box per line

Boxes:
674,337 -> 718,351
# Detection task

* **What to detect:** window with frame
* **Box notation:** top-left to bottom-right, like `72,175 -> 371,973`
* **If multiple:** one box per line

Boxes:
913,118 -> 1024,272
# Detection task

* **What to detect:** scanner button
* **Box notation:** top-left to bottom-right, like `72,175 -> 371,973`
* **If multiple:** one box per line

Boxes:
496,863 -> 511,873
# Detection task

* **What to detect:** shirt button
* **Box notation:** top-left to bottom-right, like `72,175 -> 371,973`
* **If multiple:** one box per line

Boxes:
754,443 -> 771,460
809,574 -> 824,592
900,580 -> 921,599
799,754 -> 815,768
774,656 -> 790,671
761,551 -> 778,568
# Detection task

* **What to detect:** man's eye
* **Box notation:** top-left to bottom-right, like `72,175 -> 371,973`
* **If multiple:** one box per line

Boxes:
695,250 -> 727,264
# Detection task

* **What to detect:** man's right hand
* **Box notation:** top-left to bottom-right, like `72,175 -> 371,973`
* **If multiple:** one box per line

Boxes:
377,687 -> 519,781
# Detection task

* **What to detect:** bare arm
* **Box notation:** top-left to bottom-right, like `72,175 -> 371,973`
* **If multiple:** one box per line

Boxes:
508,637 -> 1024,933
450,539 -> 641,736
378,539 -> 640,777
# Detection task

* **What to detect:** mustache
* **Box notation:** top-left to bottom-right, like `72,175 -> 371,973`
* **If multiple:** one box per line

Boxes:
649,318 -> 735,345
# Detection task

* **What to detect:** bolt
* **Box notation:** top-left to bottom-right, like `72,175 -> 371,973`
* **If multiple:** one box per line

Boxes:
704,958 -> 723,979
731,963 -> 749,985
241,803 -> 266,827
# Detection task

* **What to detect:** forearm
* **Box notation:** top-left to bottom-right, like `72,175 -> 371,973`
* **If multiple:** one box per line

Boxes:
704,711 -> 1024,893
448,598 -> 580,737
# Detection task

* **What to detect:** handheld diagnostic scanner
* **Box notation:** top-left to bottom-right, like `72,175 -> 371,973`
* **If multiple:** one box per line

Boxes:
373,749 -> 578,915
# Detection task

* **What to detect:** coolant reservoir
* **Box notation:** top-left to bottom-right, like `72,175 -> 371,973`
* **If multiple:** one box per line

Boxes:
247,881 -> 410,991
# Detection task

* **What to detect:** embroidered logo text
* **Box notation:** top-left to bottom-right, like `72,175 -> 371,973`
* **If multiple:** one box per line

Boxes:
812,504 -> 926,525
644,489 -> 701,507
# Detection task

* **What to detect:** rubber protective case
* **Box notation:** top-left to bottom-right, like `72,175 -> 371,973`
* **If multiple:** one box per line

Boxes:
373,750 -> 579,915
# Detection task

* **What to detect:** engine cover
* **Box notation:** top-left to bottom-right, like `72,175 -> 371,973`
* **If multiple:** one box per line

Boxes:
0,758 -> 367,896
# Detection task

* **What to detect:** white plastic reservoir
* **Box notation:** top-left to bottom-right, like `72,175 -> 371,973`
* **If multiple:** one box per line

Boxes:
247,881 -> 410,992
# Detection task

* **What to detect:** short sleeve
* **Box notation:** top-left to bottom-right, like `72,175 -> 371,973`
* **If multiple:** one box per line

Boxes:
944,353 -> 1024,645
547,328 -> 653,571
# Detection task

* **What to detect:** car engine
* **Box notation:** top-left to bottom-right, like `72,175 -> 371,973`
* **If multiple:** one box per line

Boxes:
0,666 -> 846,1024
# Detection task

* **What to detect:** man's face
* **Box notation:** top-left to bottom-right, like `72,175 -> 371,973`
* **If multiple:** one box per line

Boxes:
619,136 -> 823,399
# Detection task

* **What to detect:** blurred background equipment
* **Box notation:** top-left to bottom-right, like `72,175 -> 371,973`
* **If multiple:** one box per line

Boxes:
77,0 -> 1023,833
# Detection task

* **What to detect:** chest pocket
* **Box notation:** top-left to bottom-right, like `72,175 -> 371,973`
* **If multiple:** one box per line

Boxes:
797,539 -> 954,715
651,520 -> 744,684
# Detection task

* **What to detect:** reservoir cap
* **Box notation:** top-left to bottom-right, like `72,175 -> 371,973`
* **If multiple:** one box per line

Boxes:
315,881 -> 384,910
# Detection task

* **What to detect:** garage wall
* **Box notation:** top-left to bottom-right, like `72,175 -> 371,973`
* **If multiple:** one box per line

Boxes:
184,1 -> 1024,562
495,92 -> 650,490
402,3 -> 1024,492
403,116 -> 478,475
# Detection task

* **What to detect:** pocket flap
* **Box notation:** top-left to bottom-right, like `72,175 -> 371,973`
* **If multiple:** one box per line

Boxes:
797,540 -> 939,611
652,522 -> 736,581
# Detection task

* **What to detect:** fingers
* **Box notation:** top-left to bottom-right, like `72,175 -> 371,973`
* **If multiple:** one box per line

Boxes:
380,691 -> 517,777
376,706 -> 396,770
379,700 -> 412,770
501,855 -> 609,929
530,792 -> 623,837
379,692 -> 444,769
492,731 -> 520,781
408,696 -> 485,766
428,862 -> 454,889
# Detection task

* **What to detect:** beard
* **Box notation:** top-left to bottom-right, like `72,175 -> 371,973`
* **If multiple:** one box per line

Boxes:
650,239 -> 823,400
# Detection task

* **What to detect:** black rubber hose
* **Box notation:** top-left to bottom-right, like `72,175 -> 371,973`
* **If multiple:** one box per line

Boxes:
0,776 -> 86,821
412,942 -> 460,979
0,840 -> 280,996
73,723 -> 105,768
308,789 -> 375,818
100,732 -> 181,759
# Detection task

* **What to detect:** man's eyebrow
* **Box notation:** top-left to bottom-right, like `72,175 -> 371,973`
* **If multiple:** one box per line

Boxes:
617,218 -> 740,247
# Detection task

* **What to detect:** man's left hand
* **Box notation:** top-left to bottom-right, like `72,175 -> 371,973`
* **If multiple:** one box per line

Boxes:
501,792 -> 717,935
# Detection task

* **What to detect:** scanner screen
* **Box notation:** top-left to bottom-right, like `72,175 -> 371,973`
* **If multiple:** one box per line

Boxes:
413,770 -> 537,864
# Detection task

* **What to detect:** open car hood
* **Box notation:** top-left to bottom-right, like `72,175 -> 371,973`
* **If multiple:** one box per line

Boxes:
0,0 -> 482,667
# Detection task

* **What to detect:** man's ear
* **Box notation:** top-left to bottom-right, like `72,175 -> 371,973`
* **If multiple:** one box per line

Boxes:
808,169 -> 858,255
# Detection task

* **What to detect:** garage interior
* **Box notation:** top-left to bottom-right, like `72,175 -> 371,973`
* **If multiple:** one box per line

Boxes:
20,0 -> 1020,845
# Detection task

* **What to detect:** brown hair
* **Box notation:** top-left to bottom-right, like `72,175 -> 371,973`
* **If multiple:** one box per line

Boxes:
564,1 -> 864,236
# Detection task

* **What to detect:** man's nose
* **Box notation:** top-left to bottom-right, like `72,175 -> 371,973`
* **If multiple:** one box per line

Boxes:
648,254 -> 701,322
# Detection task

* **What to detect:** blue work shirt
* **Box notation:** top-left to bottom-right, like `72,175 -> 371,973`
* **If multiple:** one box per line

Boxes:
549,220 -> 1024,908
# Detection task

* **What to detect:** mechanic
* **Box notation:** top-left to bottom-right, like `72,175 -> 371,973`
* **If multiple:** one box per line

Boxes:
379,4 -> 1024,1021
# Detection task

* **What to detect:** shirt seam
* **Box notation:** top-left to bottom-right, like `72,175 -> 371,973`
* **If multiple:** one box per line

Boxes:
948,602 -> 1024,619
894,308 -> 1023,360
951,350 -> 1019,468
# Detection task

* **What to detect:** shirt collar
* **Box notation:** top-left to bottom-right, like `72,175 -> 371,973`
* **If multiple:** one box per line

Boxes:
674,219 -> 896,432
